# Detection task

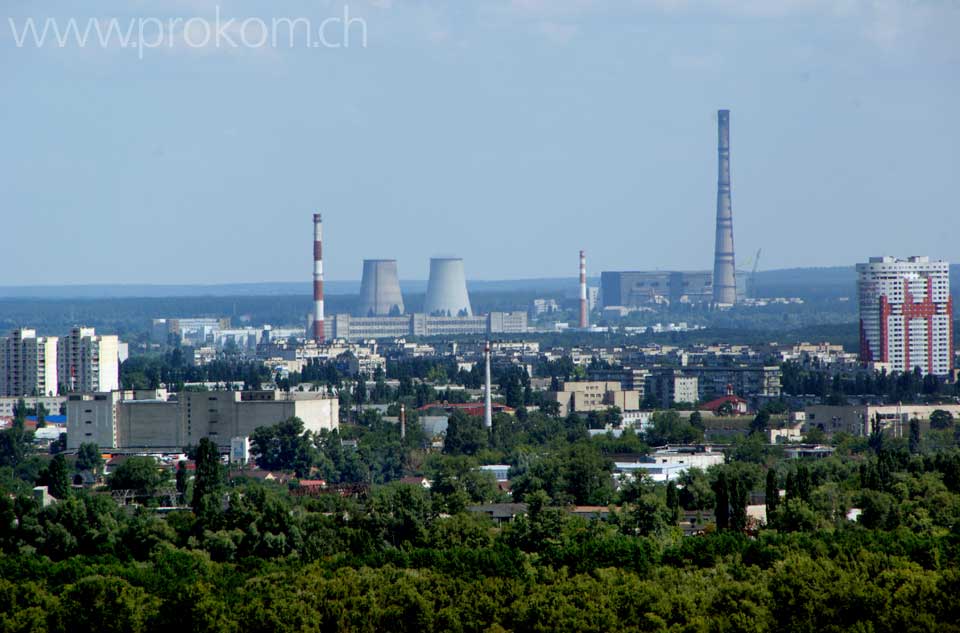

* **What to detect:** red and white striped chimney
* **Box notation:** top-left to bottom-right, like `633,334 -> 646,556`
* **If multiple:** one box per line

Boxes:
579,249 -> 588,329
313,213 -> 325,343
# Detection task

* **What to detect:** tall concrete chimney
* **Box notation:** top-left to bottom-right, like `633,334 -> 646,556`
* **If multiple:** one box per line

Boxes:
579,250 -> 588,329
483,341 -> 492,429
313,213 -> 325,342
712,109 -> 737,307
357,259 -> 405,316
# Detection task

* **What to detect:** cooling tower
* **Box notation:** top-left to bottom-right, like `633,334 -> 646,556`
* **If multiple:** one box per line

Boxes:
712,109 -> 737,307
424,258 -> 472,317
356,259 -> 405,317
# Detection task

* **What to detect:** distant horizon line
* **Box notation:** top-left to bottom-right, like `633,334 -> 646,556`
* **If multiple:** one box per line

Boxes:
0,264 -> 869,291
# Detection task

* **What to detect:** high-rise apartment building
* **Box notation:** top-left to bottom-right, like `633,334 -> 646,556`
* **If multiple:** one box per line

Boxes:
857,256 -> 953,376
57,327 -> 120,393
0,329 -> 59,397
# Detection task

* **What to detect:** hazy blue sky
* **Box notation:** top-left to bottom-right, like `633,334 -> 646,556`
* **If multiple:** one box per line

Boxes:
2,0 -> 957,285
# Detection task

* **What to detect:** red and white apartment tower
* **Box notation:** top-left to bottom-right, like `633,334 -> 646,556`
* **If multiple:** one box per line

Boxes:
579,250 -> 588,329
857,256 -> 952,376
312,213 -> 325,343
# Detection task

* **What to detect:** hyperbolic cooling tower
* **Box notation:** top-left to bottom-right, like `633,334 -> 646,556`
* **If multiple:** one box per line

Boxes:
356,259 -> 405,317
424,258 -> 472,317
712,109 -> 737,306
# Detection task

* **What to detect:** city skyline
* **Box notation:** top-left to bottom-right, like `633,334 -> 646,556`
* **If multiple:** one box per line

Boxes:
2,1 -> 959,285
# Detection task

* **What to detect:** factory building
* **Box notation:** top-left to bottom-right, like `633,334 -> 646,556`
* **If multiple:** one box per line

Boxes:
330,312 -> 527,340
600,271 -> 713,308
857,256 -> 952,376
67,389 -> 338,450
0,329 -> 59,397
57,327 -> 120,394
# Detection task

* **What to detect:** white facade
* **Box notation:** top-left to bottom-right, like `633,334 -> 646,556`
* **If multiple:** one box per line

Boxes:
57,327 -> 120,393
67,389 -> 339,450
857,256 -> 952,376
0,329 -> 58,397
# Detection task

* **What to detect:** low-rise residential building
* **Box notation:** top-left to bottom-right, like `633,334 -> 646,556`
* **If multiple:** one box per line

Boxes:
546,381 -> 641,417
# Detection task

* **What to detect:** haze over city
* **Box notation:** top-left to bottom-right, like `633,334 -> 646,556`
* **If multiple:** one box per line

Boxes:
2,0 -> 958,285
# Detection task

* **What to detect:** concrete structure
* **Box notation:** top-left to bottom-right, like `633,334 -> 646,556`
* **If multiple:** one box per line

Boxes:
66,390 -> 139,449
312,213 -> 325,342
0,329 -> 58,397
646,370 -> 699,407
330,312 -> 527,340
712,109 -> 737,307
483,341 -> 493,429
357,259 -> 405,317
546,381 -> 641,417
67,389 -> 338,450
857,256 -> 952,375
600,271 -> 713,308
57,327 -> 120,393
579,250 -> 588,328
424,257 -> 472,317
805,403 -> 960,437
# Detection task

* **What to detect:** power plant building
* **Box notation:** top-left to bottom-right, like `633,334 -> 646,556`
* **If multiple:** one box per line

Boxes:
424,258 -> 472,317
330,312 -> 528,341
600,271 -> 713,308
857,256 -> 953,376
357,259 -> 405,317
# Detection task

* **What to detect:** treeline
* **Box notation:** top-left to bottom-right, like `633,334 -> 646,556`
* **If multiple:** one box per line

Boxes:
781,361 -> 960,402
121,349 -> 271,391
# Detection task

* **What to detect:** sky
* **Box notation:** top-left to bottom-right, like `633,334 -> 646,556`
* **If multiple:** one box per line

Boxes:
1,0 -> 958,285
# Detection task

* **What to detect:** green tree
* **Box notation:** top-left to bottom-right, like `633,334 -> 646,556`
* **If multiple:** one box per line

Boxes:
44,454 -> 71,499
175,460 -> 189,500
0,424 -> 33,468
192,438 -> 223,518
765,468 -> 780,526
929,409 -> 953,430
665,480 -> 680,524
443,410 -> 485,456
109,457 -> 162,496
750,411 -> 770,435
249,417 -> 316,475
909,418 -> 921,454
713,471 -> 730,530
75,443 -> 103,474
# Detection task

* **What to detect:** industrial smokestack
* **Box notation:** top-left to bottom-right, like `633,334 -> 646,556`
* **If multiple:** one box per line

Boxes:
313,213 -> 325,342
356,259 -> 405,317
579,250 -> 588,329
712,109 -> 737,307
483,341 -> 492,429
424,258 -> 472,317
400,403 -> 406,440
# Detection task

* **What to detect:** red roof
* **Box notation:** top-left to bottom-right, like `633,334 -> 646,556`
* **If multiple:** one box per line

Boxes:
700,394 -> 748,412
417,402 -> 516,416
